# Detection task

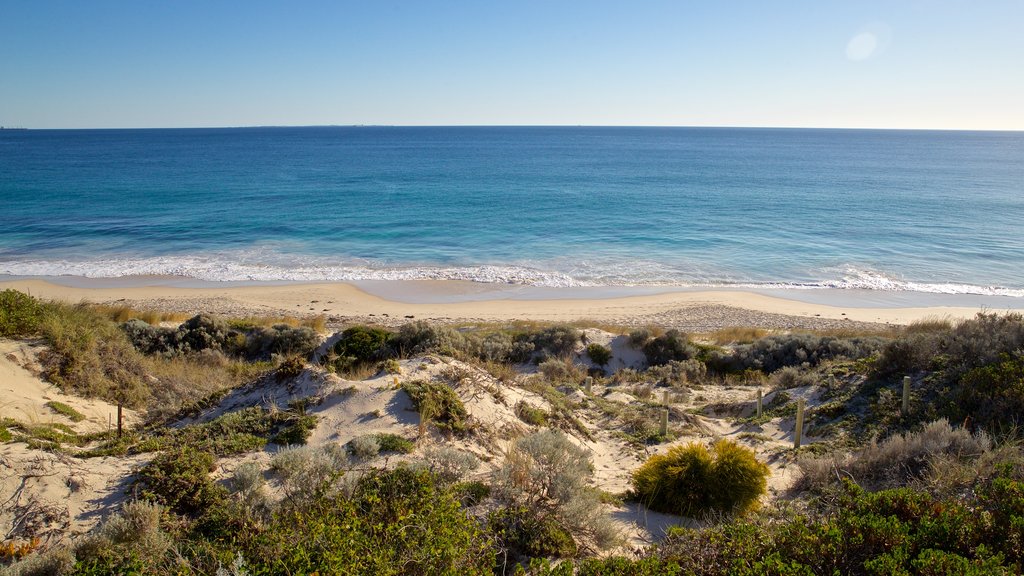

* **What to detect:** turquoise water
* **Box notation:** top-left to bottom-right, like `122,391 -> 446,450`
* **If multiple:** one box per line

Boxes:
1,126 -> 1022,297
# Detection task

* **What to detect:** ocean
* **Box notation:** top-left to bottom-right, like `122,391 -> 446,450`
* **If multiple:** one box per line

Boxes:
1,126 -> 1022,301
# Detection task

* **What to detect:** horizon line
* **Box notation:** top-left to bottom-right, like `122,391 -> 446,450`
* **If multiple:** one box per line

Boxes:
5,123 -> 1024,133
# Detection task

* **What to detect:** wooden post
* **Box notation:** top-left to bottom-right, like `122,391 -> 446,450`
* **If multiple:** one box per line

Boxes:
116,403 -> 123,439
902,376 -> 911,416
584,377 -> 593,394
660,408 -> 669,436
794,398 -> 805,449
108,413 -> 111,437
756,389 -> 763,418
662,390 -> 670,406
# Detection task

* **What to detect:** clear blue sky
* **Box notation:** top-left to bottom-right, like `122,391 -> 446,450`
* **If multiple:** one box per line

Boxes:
2,0 -> 1021,129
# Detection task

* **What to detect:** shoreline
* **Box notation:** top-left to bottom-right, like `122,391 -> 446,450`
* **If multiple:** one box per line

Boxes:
1,277 -> 1007,332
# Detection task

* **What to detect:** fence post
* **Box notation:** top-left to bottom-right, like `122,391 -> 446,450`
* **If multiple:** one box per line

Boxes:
794,398 -> 805,449
902,376 -> 911,416
584,377 -> 593,394
117,403 -> 123,439
663,389 -> 670,406
756,389 -> 763,418
660,408 -> 669,436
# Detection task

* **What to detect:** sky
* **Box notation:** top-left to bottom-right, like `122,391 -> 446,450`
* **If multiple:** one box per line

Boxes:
1,0 -> 1022,130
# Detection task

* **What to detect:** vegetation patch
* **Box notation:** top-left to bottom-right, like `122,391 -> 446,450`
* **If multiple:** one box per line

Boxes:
631,439 -> 770,517
402,379 -> 469,435
44,400 -> 86,422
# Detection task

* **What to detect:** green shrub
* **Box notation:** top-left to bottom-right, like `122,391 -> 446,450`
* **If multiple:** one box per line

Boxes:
0,289 -> 44,337
402,379 -> 469,435
586,343 -> 612,367
45,400 -> 86,422
376,432 -> 415,453
530,325 -> 581,360
516,401 -> 549,426
271,414 -> 317,446
135,447 -> 226,516
493,429 -> 618,556
712,333 -> 887,374
489,506 -> 578,560
643,330 -> 696,366
390,321 -> 472,358
274,354 -> 306,381
631,439 -> 769,517
331,325 -> 393,370
349,434 -> 381,459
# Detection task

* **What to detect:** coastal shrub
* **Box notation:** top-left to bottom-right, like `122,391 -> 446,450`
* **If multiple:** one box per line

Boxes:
0,289 -> 44,337
73,501 -> 171,574
402,379 -> 469,435
422,446 -> 480,485
516,401 -> 549,426
628,328 -> 653,348
480,331 -> 534,363
45,400 -> 86,422
331,325 -> 393,370
244,324 -> 319,359
631,439 -> 769,517
712,333 -> 886,373
135,446 -> 226,516
642,330 -> 696,366
954,354 -> 1024,434
530,325 -> 581,360
250,467 -> 493,576
39,302 -> 150,407
769,365 -> 819,389
493,429 -> 618,556
646,359 -> 707,386
390,321 -> 473,358
376,432 -> 416,454
538,357 -> 585,383
798,419 -> 992,492
349,434 -> 382,459
586,343 -> 612,367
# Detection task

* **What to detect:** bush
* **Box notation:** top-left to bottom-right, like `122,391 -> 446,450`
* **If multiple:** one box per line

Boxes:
798,419 -> 992,492
0,289 -> 44,337
349,434 -> 382,459
646,359 -> 707,386
390,321 -> 472,358
631,439 -> 769,517
714,333 -> 886,373
332,325 -> 393,369
643,330 -> 696,366
73,500 -> 171,573
376,432 -> 415,454
530,325 -> 581,360
538,357 -> 585,383
586,343 -> 612,367
402,380 -> 469,435
516,401 -> 549,426
422,446 -> 480,485
493,429 -> 618,556
135,447 -> 226,516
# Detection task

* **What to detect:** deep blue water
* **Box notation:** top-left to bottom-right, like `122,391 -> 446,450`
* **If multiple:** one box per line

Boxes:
1,126 -> 1022,296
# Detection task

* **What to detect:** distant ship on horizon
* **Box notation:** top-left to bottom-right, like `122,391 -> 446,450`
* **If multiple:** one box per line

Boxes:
0,126 -> 28,130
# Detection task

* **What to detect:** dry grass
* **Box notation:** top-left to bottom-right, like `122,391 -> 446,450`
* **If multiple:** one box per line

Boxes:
702,326 -> 770,345
902,315 -> 955,335
90,303 -> 190,325
228,314 -> 327,333
141,355 -> 273,422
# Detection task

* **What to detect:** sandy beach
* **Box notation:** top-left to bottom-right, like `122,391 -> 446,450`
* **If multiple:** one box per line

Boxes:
0,277 -> 1001,332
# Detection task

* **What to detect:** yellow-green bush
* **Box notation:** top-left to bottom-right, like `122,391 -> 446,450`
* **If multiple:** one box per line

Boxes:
631,439 -> 769,517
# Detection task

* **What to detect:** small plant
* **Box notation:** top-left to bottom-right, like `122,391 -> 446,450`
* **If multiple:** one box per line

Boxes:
631,439 -> 769,517
331,325 -> 393,371
515,401 -> 549,426
135,446 -> 226,516
423,446 -> 481,485
375,432 -> 415,453
349,434 -> 381,459
274,355 -> 306,381
586,343 -> 612,368
642,330 -> 696,366
45,400 -> 86,422
381,358 -> 402,374
402,379 -> 469,435
0,289 -> 44,337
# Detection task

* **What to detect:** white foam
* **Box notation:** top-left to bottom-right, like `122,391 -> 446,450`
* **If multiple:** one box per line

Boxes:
2,256 -> 1022,297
